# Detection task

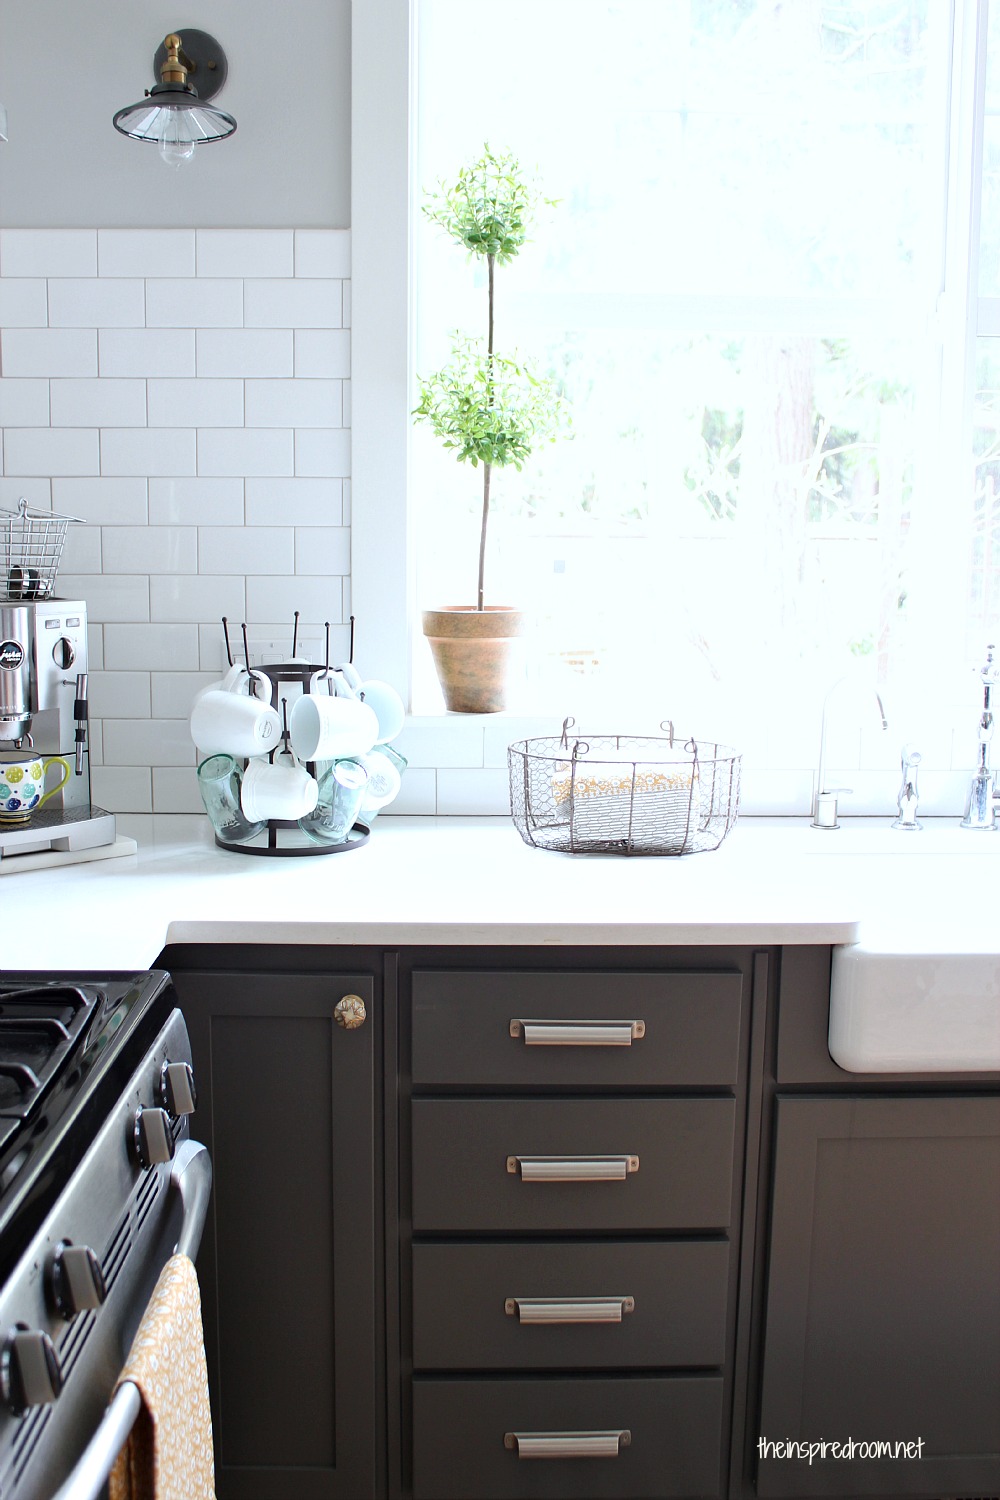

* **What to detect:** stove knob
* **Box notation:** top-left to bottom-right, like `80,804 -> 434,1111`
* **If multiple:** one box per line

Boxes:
160,1059 -> 197,1118
1,1326 -> 62,1414
134,1106 -> 175,1169
49,1240 -> 107,1321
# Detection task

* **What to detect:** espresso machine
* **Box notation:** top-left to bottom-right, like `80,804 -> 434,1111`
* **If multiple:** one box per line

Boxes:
0,503 -> 115,859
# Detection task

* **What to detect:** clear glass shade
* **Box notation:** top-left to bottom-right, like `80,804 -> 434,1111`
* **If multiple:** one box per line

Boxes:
113,90 -> 236,166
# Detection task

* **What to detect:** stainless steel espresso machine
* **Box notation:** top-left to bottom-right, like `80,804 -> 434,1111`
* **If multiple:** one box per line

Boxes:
0,503 -> 115,859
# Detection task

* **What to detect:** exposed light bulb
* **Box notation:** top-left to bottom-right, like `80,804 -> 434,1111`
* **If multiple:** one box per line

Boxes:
157,109 -> 197,168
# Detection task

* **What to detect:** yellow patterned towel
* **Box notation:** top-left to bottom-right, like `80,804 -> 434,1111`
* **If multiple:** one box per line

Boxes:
109,1253 -> 216,1500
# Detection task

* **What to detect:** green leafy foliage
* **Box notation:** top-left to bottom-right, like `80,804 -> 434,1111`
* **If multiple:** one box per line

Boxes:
422,143 -> 551,264
414,337 -> 567,470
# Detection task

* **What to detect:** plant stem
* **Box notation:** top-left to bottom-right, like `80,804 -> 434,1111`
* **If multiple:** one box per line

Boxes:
477,253 -> 496,612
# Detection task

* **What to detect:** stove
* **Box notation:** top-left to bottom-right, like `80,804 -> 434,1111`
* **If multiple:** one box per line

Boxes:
0,971 -> 209,1499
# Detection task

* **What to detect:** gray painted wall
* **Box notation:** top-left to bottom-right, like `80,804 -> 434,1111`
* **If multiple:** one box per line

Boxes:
0,0 -> 350,227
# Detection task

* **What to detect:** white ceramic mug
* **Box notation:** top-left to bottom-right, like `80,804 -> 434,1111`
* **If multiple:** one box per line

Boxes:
355,680 -> 405,744
193,663 -> 271,705
189,684 -> 281,759
240,756 -> 319,822
289,686 -> 379,763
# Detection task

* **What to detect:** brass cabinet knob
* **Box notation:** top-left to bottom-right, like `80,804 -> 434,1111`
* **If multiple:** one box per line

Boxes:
334,994 -> 367,1030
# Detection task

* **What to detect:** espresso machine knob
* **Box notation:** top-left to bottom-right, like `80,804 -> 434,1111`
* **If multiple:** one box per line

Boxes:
1,1326 -> 63,1413
48,1241 -> 106,1320
159,1059 -> 197,1118
52,637 -> 76,670
133,1107 -> 175,1169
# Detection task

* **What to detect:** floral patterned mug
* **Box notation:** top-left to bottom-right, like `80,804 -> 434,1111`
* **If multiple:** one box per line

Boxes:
0,754 -> 71,822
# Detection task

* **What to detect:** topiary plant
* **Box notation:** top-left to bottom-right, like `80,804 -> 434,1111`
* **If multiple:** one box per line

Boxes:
413,144 -> 568,611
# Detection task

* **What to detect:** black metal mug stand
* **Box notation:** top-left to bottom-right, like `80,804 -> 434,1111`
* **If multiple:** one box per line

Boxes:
213,658 -> 371,858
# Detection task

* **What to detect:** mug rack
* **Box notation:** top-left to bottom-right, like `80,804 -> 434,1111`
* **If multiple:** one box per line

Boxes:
211,615 -> 371,859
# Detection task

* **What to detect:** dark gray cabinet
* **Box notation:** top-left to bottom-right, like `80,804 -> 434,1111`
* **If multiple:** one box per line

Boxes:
401,959 -> 756,1500
164,963 -> 378,1500
756,1095 -> 1000,1499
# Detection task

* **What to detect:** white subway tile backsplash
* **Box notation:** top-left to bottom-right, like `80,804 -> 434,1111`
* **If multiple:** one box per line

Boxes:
245,575 -> 342,623
244,279 -> 342,328
293,527 -> 350,575
342,380 -> 351,427
148,379 -> 243,428
152,767 -> 202,814
197,428 -> 294,477
436,768 -> 511,815
104,623 -> 200,671
1,230 -> 97,279
91,766 -> 152,814
98,230 -> 196,278
59,573 -> 150,622
4,427 -> 100,476
295,428 -> 350,477
0,380 -> 49,427
2,329 -> 97,377
0,227 -> 364,808
146,278 -> 243,329
59,525 -> 103,574
151,671 -> 218,718
196,230 -> 294,279
0,281 -> 47,327
385,768 -> 437,814
196,328 -> 293,378
198,526 -> 294,575
245,477 -> 341,526
294,230 -> 351,278
99,329 -> 195,378
294,329 -> 351,378
90,671 -> 152,719
149,574 -> 246,624
102,526 -> 198,576
101,428 -> 197,478
394,721 -> 486,769
245,379 -> 341,428
50,379 -> 146,428
148,477 -> 244,526
343,280 -> 352,328
53,477 -> 148,524
48,279 -> 145,328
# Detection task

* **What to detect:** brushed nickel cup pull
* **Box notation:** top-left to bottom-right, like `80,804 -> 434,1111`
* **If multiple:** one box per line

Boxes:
506,1154 -> 639,1181
509,1018 -> 645,1046
505,1295 -> 635,1323
504,1429 -> 631,1459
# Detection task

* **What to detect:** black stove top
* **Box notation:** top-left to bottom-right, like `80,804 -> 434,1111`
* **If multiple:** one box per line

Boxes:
0,970 -> 174,1281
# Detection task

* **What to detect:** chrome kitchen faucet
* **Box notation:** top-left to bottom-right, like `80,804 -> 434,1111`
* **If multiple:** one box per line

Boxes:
961,644 -> 1000,830
812,678 -> 888,830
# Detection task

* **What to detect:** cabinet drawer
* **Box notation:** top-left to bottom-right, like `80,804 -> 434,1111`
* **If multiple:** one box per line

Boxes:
411,969 -> 743,1089
412,1240 -> 731,1370
412,1375 -> 724,1499
411,1098 -> 736,1233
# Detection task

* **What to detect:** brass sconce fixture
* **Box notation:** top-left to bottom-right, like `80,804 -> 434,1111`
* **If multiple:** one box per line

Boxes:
113,30 -> 236,168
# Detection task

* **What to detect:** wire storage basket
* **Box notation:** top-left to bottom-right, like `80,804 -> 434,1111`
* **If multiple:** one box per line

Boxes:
0,498 -> 81,601
508,723 -> 741,856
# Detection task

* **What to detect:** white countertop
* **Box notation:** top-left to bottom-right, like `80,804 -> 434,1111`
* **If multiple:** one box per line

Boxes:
7,814 -> 1000,972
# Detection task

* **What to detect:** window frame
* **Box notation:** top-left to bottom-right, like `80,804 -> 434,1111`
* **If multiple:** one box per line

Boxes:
352,0 -> 991,805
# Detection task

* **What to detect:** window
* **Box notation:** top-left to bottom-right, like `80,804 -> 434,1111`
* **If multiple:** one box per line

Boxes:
354,0 -> 995,790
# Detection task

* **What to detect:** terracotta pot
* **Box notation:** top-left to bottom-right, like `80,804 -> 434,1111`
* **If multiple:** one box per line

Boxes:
421,606 -> 524,714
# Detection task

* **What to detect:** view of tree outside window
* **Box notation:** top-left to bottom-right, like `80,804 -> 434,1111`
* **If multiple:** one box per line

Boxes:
411,1 -> 963,745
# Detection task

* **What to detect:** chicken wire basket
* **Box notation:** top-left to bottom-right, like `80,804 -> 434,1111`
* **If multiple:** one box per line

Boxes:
508,721 -> 741,856
0,498 -> 81,601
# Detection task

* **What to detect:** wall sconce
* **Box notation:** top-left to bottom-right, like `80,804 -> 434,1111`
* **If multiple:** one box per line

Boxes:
113,30 -> 237,168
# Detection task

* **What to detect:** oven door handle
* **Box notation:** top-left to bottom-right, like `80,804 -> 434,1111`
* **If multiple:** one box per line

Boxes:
50,1139 -> 212,1500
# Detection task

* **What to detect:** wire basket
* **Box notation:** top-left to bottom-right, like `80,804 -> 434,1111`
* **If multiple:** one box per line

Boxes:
508,722 -> 741,856
0,498 -> 81,601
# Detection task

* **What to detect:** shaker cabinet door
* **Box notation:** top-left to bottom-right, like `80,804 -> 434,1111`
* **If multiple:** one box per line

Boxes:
170,969 -> 377,1500
757,1095 -> 1000,1499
